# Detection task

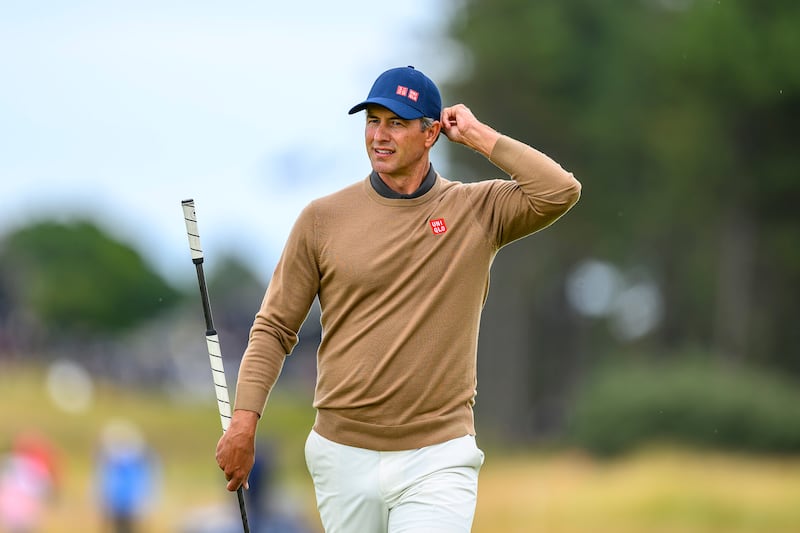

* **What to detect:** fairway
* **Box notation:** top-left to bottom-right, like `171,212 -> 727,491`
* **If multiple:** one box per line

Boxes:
3,364 -> 800,532
474,449 -> 800,533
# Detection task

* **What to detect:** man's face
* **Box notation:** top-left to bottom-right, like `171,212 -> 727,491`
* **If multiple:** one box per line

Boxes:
364,105 -> 438,180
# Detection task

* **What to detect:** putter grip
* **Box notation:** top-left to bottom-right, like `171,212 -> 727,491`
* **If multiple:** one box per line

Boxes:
206,332 -> 233,432
181,199 -> 204,261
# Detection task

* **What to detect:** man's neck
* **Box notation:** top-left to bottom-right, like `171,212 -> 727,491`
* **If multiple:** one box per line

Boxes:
371,164 -> 436,200
377,159 -> 431,195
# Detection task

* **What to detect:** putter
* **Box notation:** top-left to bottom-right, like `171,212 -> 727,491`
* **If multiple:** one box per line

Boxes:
181,199 -> 250,533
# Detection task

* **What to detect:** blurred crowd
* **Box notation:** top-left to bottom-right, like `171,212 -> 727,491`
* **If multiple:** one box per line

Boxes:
1,423 -> 314,533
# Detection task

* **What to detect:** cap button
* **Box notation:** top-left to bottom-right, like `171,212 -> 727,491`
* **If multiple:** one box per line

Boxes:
407,65 -> 415,69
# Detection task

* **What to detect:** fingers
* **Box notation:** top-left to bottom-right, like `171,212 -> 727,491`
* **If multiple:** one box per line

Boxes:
441,103 -> 473,124
225,471 -> 249,492
441,104 -> 474,144
222,464 -> 251,491
440,107 -> 459,140
439,104 -> 499,155
440,105 -> 459,135
440,105 -> 458,127
221,459 -> 248,491
216,432 -> 255,492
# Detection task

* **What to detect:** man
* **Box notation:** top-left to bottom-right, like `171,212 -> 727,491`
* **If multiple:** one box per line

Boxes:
217,66 -> 581,532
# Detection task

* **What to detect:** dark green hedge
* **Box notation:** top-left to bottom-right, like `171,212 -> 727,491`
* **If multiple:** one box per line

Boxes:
567,359 -> 800,456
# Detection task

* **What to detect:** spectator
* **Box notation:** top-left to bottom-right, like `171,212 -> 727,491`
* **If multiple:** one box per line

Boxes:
0,431 -> 59,533
95,419 -> 159,533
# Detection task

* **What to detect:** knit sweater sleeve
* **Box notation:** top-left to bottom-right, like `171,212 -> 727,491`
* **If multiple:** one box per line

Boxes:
233,202 -> 321,415
473,135 -> 581,247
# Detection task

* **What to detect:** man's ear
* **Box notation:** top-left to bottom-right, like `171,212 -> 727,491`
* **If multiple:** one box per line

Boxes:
425,121 -> 442,147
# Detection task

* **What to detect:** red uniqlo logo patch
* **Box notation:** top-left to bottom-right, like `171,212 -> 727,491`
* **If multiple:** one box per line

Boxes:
396,85 -> 409,96
430,218 -> 447,235
408,89 -> 419,102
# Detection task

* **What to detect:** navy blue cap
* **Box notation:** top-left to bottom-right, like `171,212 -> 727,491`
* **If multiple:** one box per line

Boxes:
348,66 -> 442,120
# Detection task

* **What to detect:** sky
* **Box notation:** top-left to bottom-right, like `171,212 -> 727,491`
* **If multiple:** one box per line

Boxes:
0,0 -> 463,285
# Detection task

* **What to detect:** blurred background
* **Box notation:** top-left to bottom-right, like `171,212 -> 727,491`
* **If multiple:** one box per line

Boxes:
1,0 -> 799,532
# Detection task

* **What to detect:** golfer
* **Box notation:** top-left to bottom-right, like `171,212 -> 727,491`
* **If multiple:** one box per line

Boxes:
217,66 -> 581,532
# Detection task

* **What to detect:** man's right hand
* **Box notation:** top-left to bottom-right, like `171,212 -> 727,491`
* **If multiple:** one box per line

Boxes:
215,409 -> 259,491
440,103 -> 500,158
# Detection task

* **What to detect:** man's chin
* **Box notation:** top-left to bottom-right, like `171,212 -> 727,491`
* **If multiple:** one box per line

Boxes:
370,162 -> 393,175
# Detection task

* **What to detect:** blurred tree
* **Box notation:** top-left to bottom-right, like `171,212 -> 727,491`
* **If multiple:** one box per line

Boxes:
0,220 -> 180,339
443,0 -> 800,440
205,254 -> 268,360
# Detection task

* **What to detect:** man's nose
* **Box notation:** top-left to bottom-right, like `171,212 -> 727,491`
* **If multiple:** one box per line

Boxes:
372,122 -> 390,141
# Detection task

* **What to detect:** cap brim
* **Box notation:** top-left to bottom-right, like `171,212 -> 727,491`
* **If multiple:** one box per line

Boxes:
348,97 -> 424,120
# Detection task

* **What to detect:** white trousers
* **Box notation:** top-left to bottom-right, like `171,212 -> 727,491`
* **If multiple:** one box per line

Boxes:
304,430 -> 484,533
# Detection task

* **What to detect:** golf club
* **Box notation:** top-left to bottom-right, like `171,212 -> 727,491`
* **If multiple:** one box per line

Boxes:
181,199 -> 250,533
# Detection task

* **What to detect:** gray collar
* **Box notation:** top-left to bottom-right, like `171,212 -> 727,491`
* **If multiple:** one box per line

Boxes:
369,164 -> 436,199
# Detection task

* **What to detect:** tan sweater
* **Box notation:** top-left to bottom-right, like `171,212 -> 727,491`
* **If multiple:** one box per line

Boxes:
234,135 -> 581,450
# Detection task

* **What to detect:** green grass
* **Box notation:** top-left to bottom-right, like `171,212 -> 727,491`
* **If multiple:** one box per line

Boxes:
3,362 -> 800,532
474,448 -> 800,533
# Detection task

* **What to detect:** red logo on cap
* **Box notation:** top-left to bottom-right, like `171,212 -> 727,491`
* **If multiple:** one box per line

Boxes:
430,218 -> 447,235
396,85 -> 420,103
